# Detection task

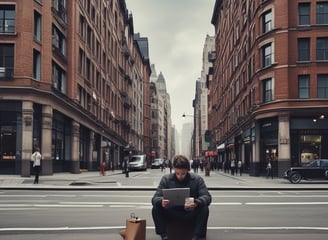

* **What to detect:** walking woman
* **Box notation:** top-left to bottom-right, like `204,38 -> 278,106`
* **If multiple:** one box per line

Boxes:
31,146 -> 42,184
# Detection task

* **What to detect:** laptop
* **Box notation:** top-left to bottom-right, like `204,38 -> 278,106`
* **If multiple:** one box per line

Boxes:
162,188 -> 190,207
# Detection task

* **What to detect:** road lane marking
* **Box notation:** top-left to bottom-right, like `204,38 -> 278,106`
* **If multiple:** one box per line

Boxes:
60,202 -> 152,205
1,194 -> 327,199
34,204 -> 103,207
1,226 -> 328,232
207,226 -> 328,230
0,204 -> 30,207
0,208 -> 39,210
0,195 -> 49,198
1,201 -> 328,208
0,226 -> 125,231
138,206 -> 152,209
210,195 -> 328,198
0,204 -> 103,208
245,202 -> 328,205
109,205 -> 136,208
80,195 -> 152,198
211,203 -> 243,205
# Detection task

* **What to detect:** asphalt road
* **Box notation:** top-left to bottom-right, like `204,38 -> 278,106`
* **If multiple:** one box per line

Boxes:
0,189 -> 327,240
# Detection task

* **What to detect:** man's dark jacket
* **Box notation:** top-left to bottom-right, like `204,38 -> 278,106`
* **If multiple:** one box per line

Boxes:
152,172 -> 212,208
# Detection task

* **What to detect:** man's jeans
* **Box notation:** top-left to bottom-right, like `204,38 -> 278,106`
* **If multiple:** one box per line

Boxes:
152,204 -> 209,237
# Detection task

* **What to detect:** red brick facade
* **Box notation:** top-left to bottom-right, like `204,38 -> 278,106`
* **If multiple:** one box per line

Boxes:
0,0 -> 151,175
210,0 -> 328,177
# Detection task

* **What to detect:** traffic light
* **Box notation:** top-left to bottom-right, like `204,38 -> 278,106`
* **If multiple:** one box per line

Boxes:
205,130 -> 211,142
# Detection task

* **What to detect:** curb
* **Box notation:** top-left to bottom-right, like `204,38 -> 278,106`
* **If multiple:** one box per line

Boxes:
1,185 -> 328,191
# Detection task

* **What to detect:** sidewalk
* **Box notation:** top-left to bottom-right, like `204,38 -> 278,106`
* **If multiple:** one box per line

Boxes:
1,169 -> 328,190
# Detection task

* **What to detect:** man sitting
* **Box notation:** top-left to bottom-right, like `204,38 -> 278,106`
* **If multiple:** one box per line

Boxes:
151,155 -> 212,240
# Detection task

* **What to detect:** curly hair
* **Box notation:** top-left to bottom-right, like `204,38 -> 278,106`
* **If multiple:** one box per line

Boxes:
173,155 -> 190,171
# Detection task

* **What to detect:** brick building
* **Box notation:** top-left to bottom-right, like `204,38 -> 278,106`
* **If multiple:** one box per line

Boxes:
0,0 -> 151,176
210,0 -> 328,177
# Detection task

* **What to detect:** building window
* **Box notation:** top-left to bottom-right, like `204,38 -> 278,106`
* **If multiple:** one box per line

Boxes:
262,9 -> 272,33
52,61 -> 66,93
52,0 -> 67,24
78,48 -> 84,74
87,25 -> 92,50
317,2 -> 328,24
317,74 -> 328,98
298,38 -> 310,61
79,14 -> 85,38
52,25 -> 66,57
0,44 -> 14,79
33,49 -> 41,81
316,37 -> 328,61
86,57 -> 90,81
0,5 -> 15,33
298,75 -> 310,99
263,78 -> 274,103
298,3 -> 310,25
262,43 -> 273,68
34,11 -> 41,42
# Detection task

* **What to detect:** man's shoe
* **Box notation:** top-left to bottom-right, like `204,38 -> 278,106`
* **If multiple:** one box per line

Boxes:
192,237 -> 206,240
161,234 -> 168,240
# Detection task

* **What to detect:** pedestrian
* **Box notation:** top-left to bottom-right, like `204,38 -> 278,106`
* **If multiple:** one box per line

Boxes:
199,159 -> 204,172
30,146 -> 42,184
168,159 -> 172,173
230,159 -> 236,175
152,155 -> 211,240
266,160 -> 273,179
194,159 -> 200,173
204,158 -> 211,176
124,156 -> 129,177
223,160 -> 227,173
224,160 -> 230,174
101,161 -> 106,176
237,160 -> 243,176
160,160 -> 165,172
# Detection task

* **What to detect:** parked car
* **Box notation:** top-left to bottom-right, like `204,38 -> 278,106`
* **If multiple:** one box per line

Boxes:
128,155 -> 147,171
284,159 -> 328,183
151,158 -> 164,169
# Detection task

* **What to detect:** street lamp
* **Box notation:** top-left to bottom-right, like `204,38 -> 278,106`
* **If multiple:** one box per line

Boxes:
182,113 -> 202,160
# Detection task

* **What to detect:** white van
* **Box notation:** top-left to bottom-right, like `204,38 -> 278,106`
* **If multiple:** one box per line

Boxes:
128,155 -> 147,171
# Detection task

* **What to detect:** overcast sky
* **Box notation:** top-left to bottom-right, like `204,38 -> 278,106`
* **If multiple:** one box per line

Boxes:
125,0 -> 215,133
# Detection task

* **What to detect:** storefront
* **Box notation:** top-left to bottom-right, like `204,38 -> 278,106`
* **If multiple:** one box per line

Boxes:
51,111 -> 72,172
259,118 -> 278,176
0,101 -> 21,174
204,150 -> 218,169
216,143 -> 225,169
242,128 -> 252,173
290,118 -> 328,167
0,100 -> 124,175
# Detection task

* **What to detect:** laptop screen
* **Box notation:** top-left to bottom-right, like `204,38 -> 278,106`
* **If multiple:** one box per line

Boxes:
162,188 -> 190,206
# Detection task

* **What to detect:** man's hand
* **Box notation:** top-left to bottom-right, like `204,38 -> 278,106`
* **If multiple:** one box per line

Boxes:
187,202 -> 197,209
184,197 -> 197,210
184,201 -> 197,210
161,199 -> 170,208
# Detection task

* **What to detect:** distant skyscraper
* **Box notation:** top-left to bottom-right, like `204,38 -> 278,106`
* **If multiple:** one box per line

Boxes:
181,122 -> 193,159
150,64 -> 172,159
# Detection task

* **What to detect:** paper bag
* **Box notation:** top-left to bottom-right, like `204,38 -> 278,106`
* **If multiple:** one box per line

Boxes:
120,218 -> 146,240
